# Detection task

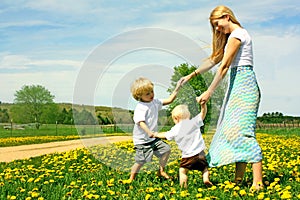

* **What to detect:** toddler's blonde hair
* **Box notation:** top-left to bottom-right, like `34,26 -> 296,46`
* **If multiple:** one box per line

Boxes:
130,77 -> 154,101
171,105 -> 191,120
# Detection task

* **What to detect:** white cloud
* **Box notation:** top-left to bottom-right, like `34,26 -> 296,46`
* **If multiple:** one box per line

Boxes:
0,54 -> 82,70
0,70 -> 79,103
0,54 -> 30,69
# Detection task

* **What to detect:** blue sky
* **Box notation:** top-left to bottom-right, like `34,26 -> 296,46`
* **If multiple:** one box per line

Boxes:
0,0 -> 299,116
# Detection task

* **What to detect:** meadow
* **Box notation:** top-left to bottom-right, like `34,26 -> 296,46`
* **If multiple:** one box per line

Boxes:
0,131 -> 299,199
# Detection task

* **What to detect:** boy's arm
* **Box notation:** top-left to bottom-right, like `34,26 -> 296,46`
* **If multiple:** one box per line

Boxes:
162,80 -> 181,105
138,121 -> 155,138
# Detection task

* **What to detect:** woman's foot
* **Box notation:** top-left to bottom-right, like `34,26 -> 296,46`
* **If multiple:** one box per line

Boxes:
251,182 -> 264,191
234,177 -> 243,185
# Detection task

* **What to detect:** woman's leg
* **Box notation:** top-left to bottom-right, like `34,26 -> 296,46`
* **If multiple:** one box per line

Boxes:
234,162 -> 247,183
252,161 -> 263,189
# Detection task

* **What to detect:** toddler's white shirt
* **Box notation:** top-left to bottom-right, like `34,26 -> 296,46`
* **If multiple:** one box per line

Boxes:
165,114 -> 206,158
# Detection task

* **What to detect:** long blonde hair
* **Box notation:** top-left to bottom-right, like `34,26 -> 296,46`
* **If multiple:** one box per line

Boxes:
209,5 -> 241,63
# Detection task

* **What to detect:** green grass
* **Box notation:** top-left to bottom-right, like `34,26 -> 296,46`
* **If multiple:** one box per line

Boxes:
0,133 -> 299,199
0,123 -> 132,147
256,127 -> 300,136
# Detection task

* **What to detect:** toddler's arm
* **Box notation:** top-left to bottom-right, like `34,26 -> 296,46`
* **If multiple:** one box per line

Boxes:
162,80 -> 181,105
153,132 -> 166,139
196,96 -> 207,120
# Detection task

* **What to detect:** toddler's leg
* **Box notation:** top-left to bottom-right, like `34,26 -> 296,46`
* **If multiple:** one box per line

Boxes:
179,167 -> 189,188
252,161 -> 263,190
202,167 -> 213,186
130,163 -> 143,180
157,150 -> 171,179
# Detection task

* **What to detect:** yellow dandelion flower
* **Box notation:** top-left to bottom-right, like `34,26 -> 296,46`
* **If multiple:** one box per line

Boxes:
209,185 -> 217,191
145,194 -> 151,200
43,181 -> 49,185
239,189 -> 247,196
285,185 -> 291,190
70,181 -> 76,186
31,191 -> 39,198
27,178 -> 34,183
34,178 -> 41,183
196,193 -> 203,198
233,191 -> 238,197
180,190 -> 189,197
121,179 -> 132,184
107,190 -> 115,195
257,192 -> 264,200
281,191 -> 292,199
159,193 -> 164,199
274,178 -> 280,182
233,186 -> 240,191
146,187 -> 155,193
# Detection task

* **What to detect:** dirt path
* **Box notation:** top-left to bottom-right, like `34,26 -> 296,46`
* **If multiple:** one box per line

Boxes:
0,136 -> 132,163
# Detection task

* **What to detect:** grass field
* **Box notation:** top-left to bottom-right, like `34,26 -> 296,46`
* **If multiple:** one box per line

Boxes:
0,130 -> 299,199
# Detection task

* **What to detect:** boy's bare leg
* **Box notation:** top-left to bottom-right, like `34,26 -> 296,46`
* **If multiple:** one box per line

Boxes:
179,167 -> 189,188
130,163 -> 143,181
157,150 -> 171,179
234,162 -> 247,184
252,161 -> 263,190
202,167 -> 213,186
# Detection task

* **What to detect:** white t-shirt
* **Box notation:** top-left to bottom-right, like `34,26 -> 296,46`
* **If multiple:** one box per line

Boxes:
227,28 -> 253,67
132,99 -> 163,145
165,114 -> 206,158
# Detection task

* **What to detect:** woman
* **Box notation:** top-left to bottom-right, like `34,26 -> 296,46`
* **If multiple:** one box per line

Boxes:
180,5 -> 263,189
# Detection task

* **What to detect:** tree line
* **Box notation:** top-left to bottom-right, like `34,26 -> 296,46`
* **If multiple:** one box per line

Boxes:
257,112 -> 300,124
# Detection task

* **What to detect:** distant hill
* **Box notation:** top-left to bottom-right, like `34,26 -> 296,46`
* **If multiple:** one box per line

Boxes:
0,102 -> 134,125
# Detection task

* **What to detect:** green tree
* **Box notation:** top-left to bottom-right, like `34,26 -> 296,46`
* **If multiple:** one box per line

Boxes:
74,109 -> 97,125
11,85 -> 58,129
57,108 -> 74,124
168,63 -> 227,131
0,108 -> 9,123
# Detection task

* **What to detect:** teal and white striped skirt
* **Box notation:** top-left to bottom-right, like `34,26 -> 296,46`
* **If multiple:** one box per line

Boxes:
207,65 -> 262,167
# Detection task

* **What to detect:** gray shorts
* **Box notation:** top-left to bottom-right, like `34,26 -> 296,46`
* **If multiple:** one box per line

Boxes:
134,138 -> 171,164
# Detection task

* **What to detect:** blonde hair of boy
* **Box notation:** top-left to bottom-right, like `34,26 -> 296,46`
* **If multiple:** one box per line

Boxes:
130,77 -> 154,101
171,105 -> 191,121
209,5 -> 241,64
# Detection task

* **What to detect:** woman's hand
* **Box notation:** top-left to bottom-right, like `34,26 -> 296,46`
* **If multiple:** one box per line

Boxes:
179,74 -> 192,86
198,90 -> 212,104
